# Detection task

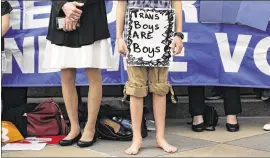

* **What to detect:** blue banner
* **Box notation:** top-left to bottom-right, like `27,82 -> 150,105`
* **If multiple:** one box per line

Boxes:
2,1 -> 270,88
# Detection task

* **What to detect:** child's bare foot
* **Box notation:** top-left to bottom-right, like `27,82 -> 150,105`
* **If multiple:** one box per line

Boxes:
156,137 -> 178,153
125,140 -> 142,155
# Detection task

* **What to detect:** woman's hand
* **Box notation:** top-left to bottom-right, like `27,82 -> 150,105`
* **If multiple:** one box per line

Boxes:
171,36 -> 183,56
117,38 -> 128,56
62,2 -> 84,22
63,17 -> 77,32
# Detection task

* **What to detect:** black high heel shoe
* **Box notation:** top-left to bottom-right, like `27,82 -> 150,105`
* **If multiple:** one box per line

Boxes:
59,133 -> 82,146
226,117 -> 240,132
192,122 -> 205,132
226,123 -> 239,132
77,134 -> 97,148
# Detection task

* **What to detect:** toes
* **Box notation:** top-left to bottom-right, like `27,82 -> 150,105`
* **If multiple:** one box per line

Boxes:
166,148 -> 173,153
125,143 -> 142,155
131,150 -> 138,155
168,147 -> 177,153
125,149 -> 131,155
161,145 -> 178,153
125,149 -> 137,155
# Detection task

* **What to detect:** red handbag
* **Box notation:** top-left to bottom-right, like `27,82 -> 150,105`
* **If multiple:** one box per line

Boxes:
26,99 -> 69,136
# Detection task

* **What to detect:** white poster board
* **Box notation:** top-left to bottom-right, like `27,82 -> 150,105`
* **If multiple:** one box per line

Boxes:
126,8 -> 175,67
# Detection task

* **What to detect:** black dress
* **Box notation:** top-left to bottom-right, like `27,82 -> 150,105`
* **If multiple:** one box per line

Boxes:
44,0 -> 112,69
47,0 -> 110,48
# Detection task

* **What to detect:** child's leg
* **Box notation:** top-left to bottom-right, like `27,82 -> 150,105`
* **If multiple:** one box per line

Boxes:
153,95 -> 177,153
149,67 -> 178,153
124,66 -> 148,155
126,96 -> 143,155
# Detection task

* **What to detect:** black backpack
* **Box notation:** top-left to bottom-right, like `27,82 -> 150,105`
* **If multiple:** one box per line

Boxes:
203,105 -> 219,131
188,104 -> 219,131
96,101 -> 148,141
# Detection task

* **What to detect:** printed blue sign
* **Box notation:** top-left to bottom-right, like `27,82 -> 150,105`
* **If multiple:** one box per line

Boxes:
2,1 -> 270,88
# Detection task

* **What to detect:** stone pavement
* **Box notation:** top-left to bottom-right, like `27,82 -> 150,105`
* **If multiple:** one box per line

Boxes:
2,117 -> 270,157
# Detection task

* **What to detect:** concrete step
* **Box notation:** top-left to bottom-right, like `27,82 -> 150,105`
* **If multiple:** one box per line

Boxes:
28,95 -> 270,119
165,96 -> 270,119
27,86 -> 257,97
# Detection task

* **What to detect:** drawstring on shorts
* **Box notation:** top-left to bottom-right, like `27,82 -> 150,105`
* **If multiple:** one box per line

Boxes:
122,85 -> 127,102
169,84 -> 177,104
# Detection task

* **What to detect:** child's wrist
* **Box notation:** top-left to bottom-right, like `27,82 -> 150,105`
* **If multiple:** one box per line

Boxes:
116,35 -> 123,40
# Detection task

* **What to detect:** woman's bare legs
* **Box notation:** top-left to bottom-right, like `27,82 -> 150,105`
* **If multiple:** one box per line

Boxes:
153,94 -> 177,153
80,68 -> 102,141
61,68 -> 80,139
125,96 -> 144,155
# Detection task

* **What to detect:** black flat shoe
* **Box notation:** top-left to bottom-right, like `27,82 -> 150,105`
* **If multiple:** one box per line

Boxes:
192,122 -> 205,132
226,123 -> 240,132
77,136 -> 97,148
59,133 -> 82,146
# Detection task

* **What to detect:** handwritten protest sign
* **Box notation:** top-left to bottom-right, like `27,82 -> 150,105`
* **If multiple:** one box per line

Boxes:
126,8 -> 175,67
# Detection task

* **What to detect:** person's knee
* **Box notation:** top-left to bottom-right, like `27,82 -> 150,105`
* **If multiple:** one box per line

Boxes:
86,68 -> 100,74
85,68 -> 101,83
61,69 -> 76,84
125,82 -> 148,98
149,82 -> 169,96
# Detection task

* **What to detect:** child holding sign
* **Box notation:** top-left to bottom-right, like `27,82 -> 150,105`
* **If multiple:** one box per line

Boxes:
117,0 -> 183,155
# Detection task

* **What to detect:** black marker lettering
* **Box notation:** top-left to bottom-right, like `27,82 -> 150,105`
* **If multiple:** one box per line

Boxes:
147,32 -> 153,39
134,21 -> 141,29
143,47 -> 148,53
133,43 -> 141,53
132,11 -> 138,18
155,14 -> 159,20
149,25 -> 154,32
148,47 -> 155,58
155,24 -> 159,30
133,31 -> 139,39
143,24 -> 148,29
139,12 -> 144,19
141,32 -> 147,39
145,13 -> 154,19
155,46 -> 160,53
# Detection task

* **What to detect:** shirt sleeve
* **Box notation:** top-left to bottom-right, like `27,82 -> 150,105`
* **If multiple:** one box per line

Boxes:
51,0 -> 67,14
1,1 -> 13,16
